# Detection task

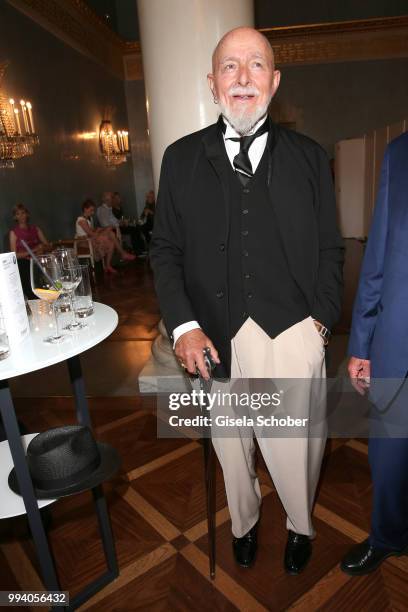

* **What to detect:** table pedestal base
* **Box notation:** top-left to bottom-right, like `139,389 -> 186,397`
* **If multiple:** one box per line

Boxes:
0,355 -> 119,611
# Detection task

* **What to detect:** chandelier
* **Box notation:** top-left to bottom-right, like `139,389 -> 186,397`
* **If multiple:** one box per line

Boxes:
0,62 -> 39,169
99,119 -> 130,168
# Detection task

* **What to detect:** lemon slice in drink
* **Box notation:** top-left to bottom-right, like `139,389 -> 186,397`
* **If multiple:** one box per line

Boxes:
34,288 -> 61,302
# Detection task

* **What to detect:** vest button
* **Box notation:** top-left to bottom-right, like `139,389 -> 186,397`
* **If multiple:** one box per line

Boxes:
243,250 -> 249,257
219,243 -> 225,251
242,208 -> 249,215
243,311 -> 247,318
241,230 -> 249,236
216,291 -> 224,298
244,273 -> 251,279
243,188 -> 250,194
247,292 -> 253,299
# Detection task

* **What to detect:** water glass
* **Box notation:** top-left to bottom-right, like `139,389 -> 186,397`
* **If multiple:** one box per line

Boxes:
59,264 -> 84,331
73,264 -> 94,318
52,249 -> 75,316
54,247 -> 79,269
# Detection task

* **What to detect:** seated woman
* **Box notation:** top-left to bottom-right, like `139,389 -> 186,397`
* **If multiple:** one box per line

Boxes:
75,199 -> 135,275
9,203 -> 51,298
140,189 -> 155,245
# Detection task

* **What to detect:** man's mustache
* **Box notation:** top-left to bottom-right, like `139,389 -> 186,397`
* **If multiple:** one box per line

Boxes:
228,86 -> 260,96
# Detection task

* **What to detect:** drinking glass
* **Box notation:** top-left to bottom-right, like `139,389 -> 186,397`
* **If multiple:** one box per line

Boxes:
59,265 -> 84,331
30,255 -> 64,343
54,248 -> 79,314
73,264 -> 94,319
54,247 -> 79,269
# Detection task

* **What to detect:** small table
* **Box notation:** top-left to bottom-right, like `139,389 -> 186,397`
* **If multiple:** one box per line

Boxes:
0,302 -> 119,611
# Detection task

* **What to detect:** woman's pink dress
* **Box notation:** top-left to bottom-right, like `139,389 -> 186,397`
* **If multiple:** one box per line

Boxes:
12,225 -> 40,254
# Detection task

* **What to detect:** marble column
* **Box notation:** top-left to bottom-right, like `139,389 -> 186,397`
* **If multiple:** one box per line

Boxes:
137,0 -> 254,190
136,0 -> 254,391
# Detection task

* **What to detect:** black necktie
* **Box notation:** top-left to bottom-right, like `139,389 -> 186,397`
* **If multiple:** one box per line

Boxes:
227,119 -> 269,186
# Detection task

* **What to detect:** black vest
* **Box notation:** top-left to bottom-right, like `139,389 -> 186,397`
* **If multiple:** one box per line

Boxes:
226,141 -> 309,339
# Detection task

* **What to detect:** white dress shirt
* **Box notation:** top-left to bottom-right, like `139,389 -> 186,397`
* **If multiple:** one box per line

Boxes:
172,115 -> 269,347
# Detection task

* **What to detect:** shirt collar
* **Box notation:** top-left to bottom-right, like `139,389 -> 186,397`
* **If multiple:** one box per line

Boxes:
222,114 -> 268,140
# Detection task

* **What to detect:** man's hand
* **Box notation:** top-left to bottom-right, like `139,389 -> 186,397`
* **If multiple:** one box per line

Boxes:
348,356 -> 371,395
175,329 -> 220,380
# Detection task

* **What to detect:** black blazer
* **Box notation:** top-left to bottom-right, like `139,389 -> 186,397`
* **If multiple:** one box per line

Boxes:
150,119 -> 344,377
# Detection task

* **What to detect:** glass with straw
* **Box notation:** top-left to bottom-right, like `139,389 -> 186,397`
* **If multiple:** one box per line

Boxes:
30,254 -> 64,343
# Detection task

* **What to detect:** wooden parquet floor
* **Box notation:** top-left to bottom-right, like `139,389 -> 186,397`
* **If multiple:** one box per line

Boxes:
1,262 -> 407,611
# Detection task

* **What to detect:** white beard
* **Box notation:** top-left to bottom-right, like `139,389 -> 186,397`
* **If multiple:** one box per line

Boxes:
218,97 -> 271,136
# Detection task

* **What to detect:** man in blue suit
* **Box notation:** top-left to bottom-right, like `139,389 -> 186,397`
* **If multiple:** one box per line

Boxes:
341,133 -> 408,575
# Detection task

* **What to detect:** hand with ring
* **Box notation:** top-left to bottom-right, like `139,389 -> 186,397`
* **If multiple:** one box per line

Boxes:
175,329 -> 220,380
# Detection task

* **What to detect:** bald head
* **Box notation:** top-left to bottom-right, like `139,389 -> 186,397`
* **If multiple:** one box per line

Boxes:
102,191 -> 113,206
212,27 -> 275,73
207,26 -> 280,135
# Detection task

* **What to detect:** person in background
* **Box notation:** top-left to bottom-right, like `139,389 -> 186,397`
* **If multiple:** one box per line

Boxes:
76,199 -> 135,275
9,203 -> 51,298
113,191 -> 147,256
111,191 -> 124,221
140,190 -> 155,245
341,133 -> 408,575
96,191 -> 119,230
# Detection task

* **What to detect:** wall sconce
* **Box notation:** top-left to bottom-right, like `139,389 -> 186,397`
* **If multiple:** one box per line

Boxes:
77,131 -> 97,140
99,119 -> 129,168
0,62 -> 39,169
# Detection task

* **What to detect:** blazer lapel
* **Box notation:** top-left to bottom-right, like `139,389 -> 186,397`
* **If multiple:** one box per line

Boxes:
202,118 -> 231,242
266,122 -> 294,268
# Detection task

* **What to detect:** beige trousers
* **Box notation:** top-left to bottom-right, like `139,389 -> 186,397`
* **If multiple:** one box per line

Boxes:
211,316 -> 327,538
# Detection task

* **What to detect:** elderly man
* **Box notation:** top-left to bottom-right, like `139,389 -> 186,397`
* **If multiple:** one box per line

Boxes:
96,192 -> 117,229
97,191 -> 144,257
150,27 -> 343,573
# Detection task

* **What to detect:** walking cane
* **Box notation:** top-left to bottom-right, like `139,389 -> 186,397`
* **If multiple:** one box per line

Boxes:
193,348 -> 216,579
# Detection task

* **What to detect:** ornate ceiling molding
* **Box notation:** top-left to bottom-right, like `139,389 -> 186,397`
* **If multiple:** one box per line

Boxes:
5,3 -> 408,81
261,16 -> 408,66
6,0 -> 132,78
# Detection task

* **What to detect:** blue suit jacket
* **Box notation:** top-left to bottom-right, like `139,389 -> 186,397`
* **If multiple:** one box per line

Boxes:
349,132 -> 408,380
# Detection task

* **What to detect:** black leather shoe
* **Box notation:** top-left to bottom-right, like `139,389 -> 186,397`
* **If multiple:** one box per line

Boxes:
232,523 -> 258,568
284,530 -> 312,575
341,539 -> 408,576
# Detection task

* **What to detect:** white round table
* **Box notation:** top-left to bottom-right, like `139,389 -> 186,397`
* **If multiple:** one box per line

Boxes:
0,301 -> 118,381
0,301 -> 120,605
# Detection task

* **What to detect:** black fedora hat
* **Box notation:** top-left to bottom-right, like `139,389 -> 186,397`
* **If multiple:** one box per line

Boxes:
8,425 -> 121,499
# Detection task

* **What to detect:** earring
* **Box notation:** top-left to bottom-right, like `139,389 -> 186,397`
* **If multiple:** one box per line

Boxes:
213,96 -> 218,104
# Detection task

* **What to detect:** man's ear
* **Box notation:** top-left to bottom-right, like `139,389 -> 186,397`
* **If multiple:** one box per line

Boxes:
207,73 -> 216,99
271,70 -> 281,97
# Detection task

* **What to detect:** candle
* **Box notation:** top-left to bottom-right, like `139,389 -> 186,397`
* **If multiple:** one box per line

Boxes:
14,108 -> 21,135
9,99 -> 17,133
0,110 -> 6,135
123,131 -> 129,151
26,102 -> 35,133
20,100 -> 29,134
117,131 -> 124,152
